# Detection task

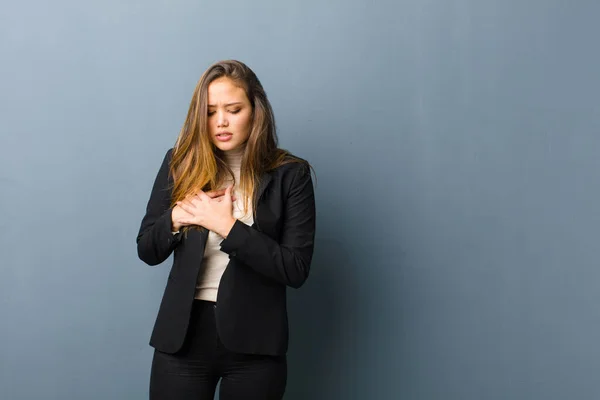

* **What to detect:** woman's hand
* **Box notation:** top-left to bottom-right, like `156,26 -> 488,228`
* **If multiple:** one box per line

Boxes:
171,204 -> 193,232
171,188 -> 234,232
176,186 -> 237,237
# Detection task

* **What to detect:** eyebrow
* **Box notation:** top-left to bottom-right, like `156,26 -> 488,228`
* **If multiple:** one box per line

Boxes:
207,102 -> 243,107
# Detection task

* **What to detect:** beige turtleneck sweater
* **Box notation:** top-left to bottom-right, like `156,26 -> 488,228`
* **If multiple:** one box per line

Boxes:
195,145 -> 254,302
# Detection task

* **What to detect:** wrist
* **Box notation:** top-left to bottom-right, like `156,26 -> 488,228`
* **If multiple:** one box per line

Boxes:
220,217 -> 237,238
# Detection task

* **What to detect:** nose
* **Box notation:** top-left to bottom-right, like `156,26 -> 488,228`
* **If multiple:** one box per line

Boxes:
217,110 -> 228,128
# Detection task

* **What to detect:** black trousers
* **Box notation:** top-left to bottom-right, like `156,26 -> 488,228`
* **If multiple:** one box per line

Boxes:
149,300 -> 287,400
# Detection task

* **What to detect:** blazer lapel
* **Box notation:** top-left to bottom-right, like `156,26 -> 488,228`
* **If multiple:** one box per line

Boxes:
185,226 -> 209,250
252,172 -> 275,233
255,172 -> 273,203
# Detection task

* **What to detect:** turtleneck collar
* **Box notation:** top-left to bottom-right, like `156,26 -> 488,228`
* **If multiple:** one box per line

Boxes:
222,142 -> 246,171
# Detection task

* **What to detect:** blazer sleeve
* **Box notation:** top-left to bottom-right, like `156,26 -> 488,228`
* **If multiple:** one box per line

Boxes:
136,148 -> 182,266
219,163 -> 316,289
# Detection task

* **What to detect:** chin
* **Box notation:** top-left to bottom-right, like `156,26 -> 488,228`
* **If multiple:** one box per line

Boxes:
214,141 -> 240,152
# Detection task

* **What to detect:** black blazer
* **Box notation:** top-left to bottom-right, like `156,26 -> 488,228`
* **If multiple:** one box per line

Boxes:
136,149 -> 316,356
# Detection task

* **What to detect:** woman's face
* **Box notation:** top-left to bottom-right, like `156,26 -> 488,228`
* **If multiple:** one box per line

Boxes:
206,77 -> 253,152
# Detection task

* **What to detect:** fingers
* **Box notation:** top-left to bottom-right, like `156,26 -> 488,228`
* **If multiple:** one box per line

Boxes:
208,187 -> 234,203
183,194 -> 198,205
179,197 -> 196,208
224,186 -> 233,203
184,187 -> 235,209
195,190 -> 212,202
205,188 -> 227,199
174,204 -> 193,217
177,201 -> 195,215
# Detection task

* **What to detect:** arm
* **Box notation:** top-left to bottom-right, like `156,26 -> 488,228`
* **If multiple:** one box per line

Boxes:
220,164 -> 316,288
136,149 -> 182,266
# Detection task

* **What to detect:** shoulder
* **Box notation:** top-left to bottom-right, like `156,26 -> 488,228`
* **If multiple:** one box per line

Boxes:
268,154 -> 313,196
165,147 -> 174,161
157,148 -> 175,171
270,154 -> 311,180
155,147 -> 174,166
150,148 -> 176,183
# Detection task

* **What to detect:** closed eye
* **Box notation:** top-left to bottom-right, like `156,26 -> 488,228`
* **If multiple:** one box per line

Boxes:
207,109 -> 240,116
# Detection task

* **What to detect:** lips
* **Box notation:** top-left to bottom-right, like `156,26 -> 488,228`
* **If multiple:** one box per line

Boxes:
216,132 -> 233,142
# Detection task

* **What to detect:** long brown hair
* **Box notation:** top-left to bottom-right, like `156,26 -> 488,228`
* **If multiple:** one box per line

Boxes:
170,60 -> 306,217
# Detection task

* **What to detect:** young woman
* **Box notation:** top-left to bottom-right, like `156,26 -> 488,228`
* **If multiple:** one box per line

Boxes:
136,60 -> 316,399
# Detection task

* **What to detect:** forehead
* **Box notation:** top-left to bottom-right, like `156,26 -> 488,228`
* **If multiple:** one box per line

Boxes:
207,78 -> 248,104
